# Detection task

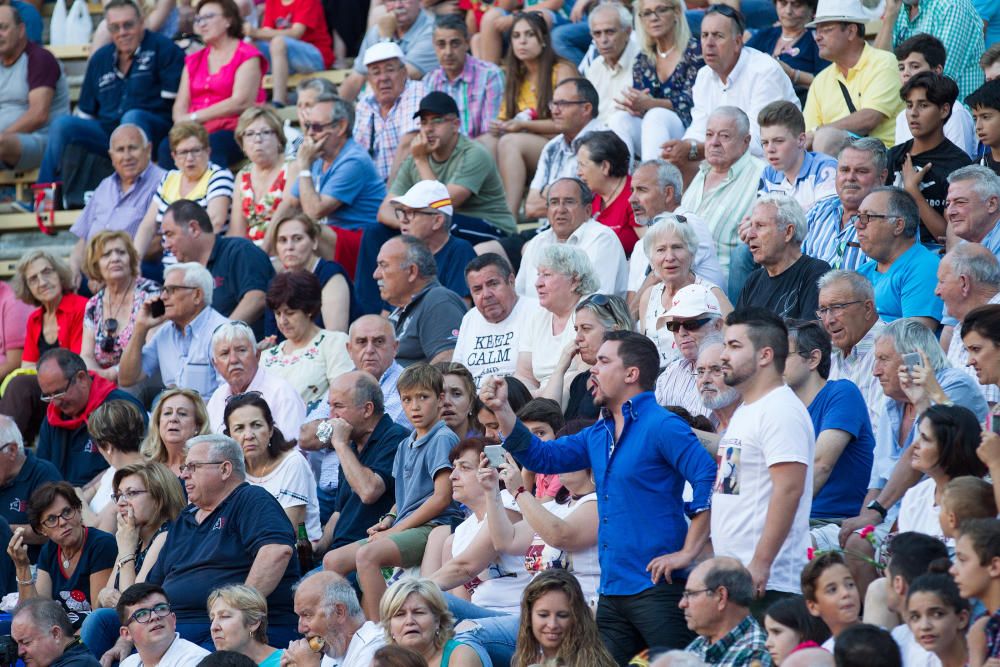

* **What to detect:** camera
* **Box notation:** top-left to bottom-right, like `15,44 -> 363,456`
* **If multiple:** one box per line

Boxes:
0,634 -> 18,667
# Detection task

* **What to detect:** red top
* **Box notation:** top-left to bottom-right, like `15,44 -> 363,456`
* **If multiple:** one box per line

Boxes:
591,174 -> 640,257
262,0 -> 335,68
186,41 -> 268,133
23,293 -> 88,364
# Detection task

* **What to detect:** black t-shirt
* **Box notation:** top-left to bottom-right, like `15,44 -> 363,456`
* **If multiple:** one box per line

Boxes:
888,138 -> 972,242
37,527 -> 116,626
206,236 -> 276,339
565,372 -> 599,422
981,151 -> 1000,177
737,254 -> 831,320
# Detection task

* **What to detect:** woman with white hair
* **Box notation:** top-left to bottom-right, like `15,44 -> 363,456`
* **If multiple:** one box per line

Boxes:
637,214 -> 731,366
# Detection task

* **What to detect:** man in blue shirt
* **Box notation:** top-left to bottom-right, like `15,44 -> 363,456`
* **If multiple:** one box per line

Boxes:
0,414 -> 60,555
479,330 -> 718,663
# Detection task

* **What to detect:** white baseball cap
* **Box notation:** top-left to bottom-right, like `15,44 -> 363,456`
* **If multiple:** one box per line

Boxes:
390,180 -> 454,216
664,284 -> 722,320
362,41 -> 405,67
807,0 -> 870,27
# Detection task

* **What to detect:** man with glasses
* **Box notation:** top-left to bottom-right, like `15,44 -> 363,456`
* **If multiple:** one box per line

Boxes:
36,349 -> 144,487
0,414 -> 60,553
117,262 -> 228,401
116,583 -> 208,667
11,599 -> 100,667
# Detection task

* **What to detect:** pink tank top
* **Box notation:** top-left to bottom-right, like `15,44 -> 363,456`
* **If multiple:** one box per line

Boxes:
185,41 -> 267,133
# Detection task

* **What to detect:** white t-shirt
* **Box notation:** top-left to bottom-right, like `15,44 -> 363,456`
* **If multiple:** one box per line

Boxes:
120,634 -> 209,667
710,384 -> 815,593
518,304 -> 579,388
891,623 -> 942,667
452,297 -> 536,386
898,477 -> 952,548
90,467 -> 115,514
246,450 -> 322,541
321,620 -> 385,667
452,512 -> 529,614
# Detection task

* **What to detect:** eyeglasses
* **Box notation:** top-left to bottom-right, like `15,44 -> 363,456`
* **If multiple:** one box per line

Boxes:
303,121 -> 336,134
193,12 -> 219,24
161,285 -> 198,298
225,390 -> 263,405
178,461 -> 226,474
40,506 -> 77,528
854,212 -> 895,228
26,266 -> 56,288
681,587 -> 716,602
639,5 -> 674,19
419,116 -> 455,126
692,365 -> 724,379
704,4 -> 745,32
393,208 -> 438,222
40,373 -> 79,403
128,603 -> 172,625
815,301 -> 863,319
242,129 -> 276,141
548,100 -> 588,111
111,489 -> 148,503
174,147 -> 205,159
108,19 -> 138,33
0,443 -> 15,453
665,317 -> 713,333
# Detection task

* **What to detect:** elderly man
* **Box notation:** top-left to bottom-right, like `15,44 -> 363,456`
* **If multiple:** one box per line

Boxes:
580,2 -> 636,125
375,235 -> 467,366
856,187 -> 943,328
67,125 -> 165,285
12,600 -> 99,667
680,558 -> 770,665
516,177 -> 627,298
737,194 -> 830,319
453,254 -> 533,385
206,321 -> 305,435
0,414 -> 59,547
36,349 -> 144,486
804,0 -> 904,149
347,316 -> 409,426
946,165 -> 1000,256
352,42 -> 427,184
290,571 -> 384,666
117,584 -> 209,667
801,138 -> 886,272
695,338 -> 741,432
36,0 -> 182,183
935,243 -> 1000,402
0,4 -> 69,171
422,14 -> 503,139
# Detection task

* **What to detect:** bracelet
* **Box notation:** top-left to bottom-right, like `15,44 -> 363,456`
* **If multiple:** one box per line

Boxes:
513,486 -> 527,501
189,111 -> 199,122
298,171 -> 313,179
118,555 -> 136,567
379,513 -> 397,523
16,575 -> 33,586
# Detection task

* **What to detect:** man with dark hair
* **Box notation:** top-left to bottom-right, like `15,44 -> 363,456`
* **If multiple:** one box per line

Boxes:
834,624 -> 903,667
11,599 -> 99,667
116,583 -> 208,667
479,330 -> 717,662
883,532 -> 950,664
713,307 -> 814,610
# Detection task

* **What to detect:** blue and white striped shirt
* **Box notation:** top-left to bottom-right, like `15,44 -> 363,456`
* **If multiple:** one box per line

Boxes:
801,196 -> 869,271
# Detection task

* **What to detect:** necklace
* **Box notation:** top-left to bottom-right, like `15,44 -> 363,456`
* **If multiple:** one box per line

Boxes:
657,44 -> 676,59
59,528 -> 87,570
780,30 -> 804,42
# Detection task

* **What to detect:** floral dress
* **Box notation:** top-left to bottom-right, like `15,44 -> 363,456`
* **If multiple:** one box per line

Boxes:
631,38 -> 703,127
236,162 -> 289,247
83,277 -> 161,368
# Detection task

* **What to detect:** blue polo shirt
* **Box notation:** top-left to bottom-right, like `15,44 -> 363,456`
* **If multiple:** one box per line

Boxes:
0,450 -> 61,528
502,392 -> 718,596
392,419 -> 462,525
205,236 -> 275,338
147,482 -> 299,625
857,242 -> 943,323
78,30 -> 184,134
290,139 -> 385,230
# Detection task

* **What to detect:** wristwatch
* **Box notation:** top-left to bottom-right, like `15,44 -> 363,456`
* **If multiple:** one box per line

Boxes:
688,140 -> 699,161
865,499 -> 888,520
316,421 -> 333,447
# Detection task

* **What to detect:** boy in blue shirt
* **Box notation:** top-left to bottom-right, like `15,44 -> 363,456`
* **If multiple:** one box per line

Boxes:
324,363 -> 461,619
757,100 -> 838,213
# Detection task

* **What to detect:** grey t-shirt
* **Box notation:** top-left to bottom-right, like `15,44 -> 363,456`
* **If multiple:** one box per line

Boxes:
392,419 -> 463,524
390,281 -> 467,367
0,41 -> 69,133
352,10 -> 438,76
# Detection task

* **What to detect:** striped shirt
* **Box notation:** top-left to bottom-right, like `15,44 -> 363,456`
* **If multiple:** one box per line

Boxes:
423,56 -> 504,138
801,196 -> 870,271
758,150 -> 837,212
354,78 -> 426,182
948,291 -> 1000,403
654,356 -> 712,420
829,319 -> 886,432
154,163 -> 234,265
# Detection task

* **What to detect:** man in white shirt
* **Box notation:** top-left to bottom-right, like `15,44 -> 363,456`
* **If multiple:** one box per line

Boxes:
516,177 -> 628,298
579,2 -> 637,124
118,584 -> 209,667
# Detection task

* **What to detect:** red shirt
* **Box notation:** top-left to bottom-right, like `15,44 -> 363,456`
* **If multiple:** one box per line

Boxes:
262,0 -> 335,68
592,174 -> 640,257
23,293 -> 88,364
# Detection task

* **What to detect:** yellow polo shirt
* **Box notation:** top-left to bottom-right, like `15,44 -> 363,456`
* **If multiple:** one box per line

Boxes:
803,43 -> 904,147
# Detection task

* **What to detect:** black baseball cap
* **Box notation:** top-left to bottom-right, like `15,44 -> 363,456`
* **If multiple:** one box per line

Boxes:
414,91 -> 460,118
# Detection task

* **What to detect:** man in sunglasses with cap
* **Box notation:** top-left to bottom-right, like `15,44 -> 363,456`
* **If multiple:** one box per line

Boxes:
116,583 -> 208,667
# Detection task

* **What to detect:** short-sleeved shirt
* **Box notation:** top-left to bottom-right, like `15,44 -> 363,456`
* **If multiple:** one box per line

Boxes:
800,196 -> 870,271
452,297 -> 535,385
857,243 -> 943,323
147,482 -> 300,625
154,164 -> 234,266
736,254 -> 831,320
807,380 -> 876,519
0,41 -> 70,133
185,42 -> 267,133
37,527 -> 116,624
0,451 -> 61,528
887,138 -> 972,242
392,419 -> 462,524
71,163 -> 166,242
0,281 -> 34,364
141,305 -> 229,399
422,57 -> 504,138
23,294 -> 89,364
529,119 -> 606,195
260,329 -> 353,413
77,30 -> 184,134
246,450 -> 322,541
354,80 -> 427,182
207,368 -> 306,439
261,0 -> 334,67
290,139 -> 385,230
758,150 -> 837,213
205,235 -> 276,336
352,11 -> 438,77
388,280 -> 467,367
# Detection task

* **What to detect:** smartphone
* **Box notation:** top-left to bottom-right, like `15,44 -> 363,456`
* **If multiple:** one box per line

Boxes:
149,299 -> 166,318
484,444 -> 506,468
901,352 -> 922,371
993,414 -> 1000,435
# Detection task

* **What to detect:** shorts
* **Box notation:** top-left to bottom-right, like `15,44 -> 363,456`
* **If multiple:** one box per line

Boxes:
331,225 -> 364,280
811,513 -> 893,552
6,132 -> 45,170
359,524 -> 437,568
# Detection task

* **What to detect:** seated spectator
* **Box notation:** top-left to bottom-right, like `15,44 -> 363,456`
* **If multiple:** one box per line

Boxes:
164,0 -> 266,169
515,178 -> 628,298
939,476 -> 998,541
801,552 -> 860,650
746,0 -> 826,105
575,131 -> 640,255
681,557 -> 770,665
951,519 -> 1000,659
7,481 -> 115,625
501,400 -> 566,500
67,126 -> 166,284
834,626 -> 903,667
206,321 -> 306,435
422,15 -> 504,139
117,262 -> 228,400
433,363 -> 480,440
11,599 -> 101,667
345,316 -> 411,426
378,578 -> 480,666
80,232 -> 160,385
737,194 -> 831,319
79,401 -> 147,531
756,101 -> 837,211
783,321 -> 874,523
208,585 -> 283,664
805,2 -> 903,149
0,274 -> 33,384
36,349 -> 144,487
762,596 -> 831,666
288,571 -> 384,665
801,138 -> 885,271
969,80 -> 1000,177
694,339 -> 742,432
375,235 -> 467,366
888,72 -> 971,245
281,76 -> 335,168
247,0 -> 333,106
893,34 -> 977,158
856,187 -> 943,328
606,0 -> 699,160
945,165 -> 1000,255
0,4 -> 69,172
904,573 -> 971,667
352,42 -> 426,184
0,414 -> 61,549
117,583 -> 210,666
453,254 -> 533,385
36,0 -> 181,185
141,388 -> 212,476
579,3 -> 637,126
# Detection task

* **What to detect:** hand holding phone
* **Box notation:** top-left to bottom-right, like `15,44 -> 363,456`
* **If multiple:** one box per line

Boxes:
484,444 -> 506,468
901,352 -> 922,371
149,298 -> 166,318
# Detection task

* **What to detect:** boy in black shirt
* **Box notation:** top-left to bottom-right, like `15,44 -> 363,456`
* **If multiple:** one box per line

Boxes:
967,79 -> 1000,178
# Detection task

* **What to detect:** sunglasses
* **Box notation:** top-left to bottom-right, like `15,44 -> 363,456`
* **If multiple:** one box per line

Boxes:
665,317 -> 713,333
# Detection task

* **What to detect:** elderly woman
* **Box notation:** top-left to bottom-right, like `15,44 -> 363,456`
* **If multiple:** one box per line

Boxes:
607,0 -> 702,160
380,578 -> 481,667
209,584 -> 283,666
637,214 -> 731,367
79,401 -> 148,532
229,107 -> 296,248
13,251 -> 88,368
222,392 -> 321,541
7,482 -> 116,627
433,363 -> 481,440
164,0 -> 267,169
746,0 -> 824,103
269,215 -> 359,333
575,131 -> 640,256
80,232 -> 161,383
141,388 -> 212,476
260,271 -> 352,413
515,244 -> 598,392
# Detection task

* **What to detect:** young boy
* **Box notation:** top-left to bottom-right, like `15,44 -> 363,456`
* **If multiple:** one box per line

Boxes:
324,363 -> 462,619
888,71 -> 972,246
757,100 -> 837,212
894,34 -> 977,157
967,79 -> 1000,177
940,476 -> 998,539
950,518 -> 1000,657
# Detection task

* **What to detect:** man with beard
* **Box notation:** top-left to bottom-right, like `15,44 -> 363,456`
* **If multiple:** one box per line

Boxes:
695,337 -> 742,432
479,331 -> 717,662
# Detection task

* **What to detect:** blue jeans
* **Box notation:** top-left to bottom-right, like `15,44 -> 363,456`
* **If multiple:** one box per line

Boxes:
551,20 -> 592,66
255,37 -> 325,73
37,110 -> 172,182
686,0 -> 778,33
444,593 -> 515,667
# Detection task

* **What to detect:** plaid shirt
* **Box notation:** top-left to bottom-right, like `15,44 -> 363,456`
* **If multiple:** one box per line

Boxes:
801,196 -> 870,271
422,56 -> 504,138
354,79 -> 427,181
686,615 -> 772,667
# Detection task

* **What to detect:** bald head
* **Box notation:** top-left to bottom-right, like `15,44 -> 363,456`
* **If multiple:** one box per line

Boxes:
347,315 -> 398,378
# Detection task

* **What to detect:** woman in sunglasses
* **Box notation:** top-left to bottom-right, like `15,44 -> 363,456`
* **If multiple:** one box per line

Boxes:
80,232 -> 161,385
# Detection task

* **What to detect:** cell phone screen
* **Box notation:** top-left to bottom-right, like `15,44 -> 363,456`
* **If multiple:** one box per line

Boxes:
149,299 -> 165,318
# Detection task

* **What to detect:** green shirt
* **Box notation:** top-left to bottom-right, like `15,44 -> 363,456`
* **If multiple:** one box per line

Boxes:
392,135 -> 517,234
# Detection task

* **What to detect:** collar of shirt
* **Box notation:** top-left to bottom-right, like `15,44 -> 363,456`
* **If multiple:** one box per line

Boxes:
173,304 -> 213,337
565,118 -> 606,150
846,319 -> 885,361
838,42 -> 874,83
406,418 -> 450,450
114,160 -> 158,195
183,481 -> 250,523
979,218 -> 1000,253
594,40 -> 638,75
703,615 -> 759,657
696,148 -> 755,181
446,55 -> 478,84
380,361 -> 404,388
392,279 -> 440,318
363,79 -> 417,119
710,46 -> 750,89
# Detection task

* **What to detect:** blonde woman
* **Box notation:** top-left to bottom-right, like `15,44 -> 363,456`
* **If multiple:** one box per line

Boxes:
209,585 -> 283,667
380,578 -> 481,667
141,388 -> 212,476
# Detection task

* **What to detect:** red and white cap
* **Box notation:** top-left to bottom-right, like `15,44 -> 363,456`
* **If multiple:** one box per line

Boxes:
664,283 -> 722,320
390,180 -> 454,216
